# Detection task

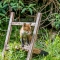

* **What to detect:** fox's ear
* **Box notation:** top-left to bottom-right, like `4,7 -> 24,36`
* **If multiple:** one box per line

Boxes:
23,23 -> 26,27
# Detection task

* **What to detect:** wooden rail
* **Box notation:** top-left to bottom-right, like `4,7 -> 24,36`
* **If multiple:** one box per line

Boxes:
12,22 -> 35,26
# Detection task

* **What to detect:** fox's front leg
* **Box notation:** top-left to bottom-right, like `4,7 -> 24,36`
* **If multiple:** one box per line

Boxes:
27,35 -> 32,45
27,36 -> 30,45
20,36 -> 24,47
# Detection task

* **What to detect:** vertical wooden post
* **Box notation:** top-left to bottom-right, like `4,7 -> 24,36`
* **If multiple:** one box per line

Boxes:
26,13 -> 41,60
2,12 -> 14,57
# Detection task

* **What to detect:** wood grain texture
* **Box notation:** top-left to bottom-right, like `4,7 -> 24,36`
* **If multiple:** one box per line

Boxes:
12,22 -> 35,26
2,12 -> 14,57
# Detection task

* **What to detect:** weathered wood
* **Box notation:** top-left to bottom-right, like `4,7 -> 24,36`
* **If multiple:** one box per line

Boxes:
26,13 -> 41,60
2,12 -> 14,57
11,22 -> 35,26
20,45 -> 30,51
20,45 -> 41,55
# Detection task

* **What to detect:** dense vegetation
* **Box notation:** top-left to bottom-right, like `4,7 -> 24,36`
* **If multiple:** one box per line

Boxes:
0,0 -> 60,60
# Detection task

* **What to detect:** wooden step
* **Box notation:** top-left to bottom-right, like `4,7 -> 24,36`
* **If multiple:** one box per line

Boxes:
12,22 -> 35,26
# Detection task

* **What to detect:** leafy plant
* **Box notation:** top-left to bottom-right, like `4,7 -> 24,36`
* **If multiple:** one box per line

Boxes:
0,2 -> 8,14
50,13 -> 60,30
21,4 -> 36,15
10,0 -> 24,11
0,15 -> 9,31
44,35 -> 60,60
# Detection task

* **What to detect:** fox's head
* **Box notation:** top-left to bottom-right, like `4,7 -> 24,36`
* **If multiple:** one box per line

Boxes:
23,23 -> 31,35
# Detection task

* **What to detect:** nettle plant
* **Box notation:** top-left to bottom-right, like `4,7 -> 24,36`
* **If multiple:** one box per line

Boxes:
0,0 -> 24,28
4,0 -> 36,15
10,0 -> 24,11
21,4 -> 36,15
0,1 -> 9,30
3,0 -> 24,11
50,13 -> 60,30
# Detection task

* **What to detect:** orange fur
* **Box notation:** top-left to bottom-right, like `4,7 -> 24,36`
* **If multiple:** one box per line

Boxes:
33,48 -> 41,54
20,23 -> 31,38
20,23 -> 32,46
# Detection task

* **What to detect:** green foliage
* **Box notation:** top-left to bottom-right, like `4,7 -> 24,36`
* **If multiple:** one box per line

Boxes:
0,2 -> 8,14
3,0 -> 36,15
58,0 -> 60,2
4,43 -> 27,60
34,33 -> 60,60
0,52 -> 2,60
50,13 -> 60,30
21,4 -> 36,15
0,14 -> 9,31
10,0 -> 24,11
0,1 -> 9,31
0,27 -> 60,60
44,35 -> 60,60
0,0 -> 60,60
0,0 -> 36,31
3,0 -> 24,11
38,28 -> 49,41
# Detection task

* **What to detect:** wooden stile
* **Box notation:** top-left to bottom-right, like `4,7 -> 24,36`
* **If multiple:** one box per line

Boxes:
2,12 -> 41,60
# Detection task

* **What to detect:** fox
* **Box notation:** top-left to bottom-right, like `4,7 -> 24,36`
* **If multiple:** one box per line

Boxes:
20,23 -> 32,47
20,23 -> 48,56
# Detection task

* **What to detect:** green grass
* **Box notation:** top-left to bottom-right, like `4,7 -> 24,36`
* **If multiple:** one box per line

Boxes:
33,34 -> 60,60
0,27 -> 60,60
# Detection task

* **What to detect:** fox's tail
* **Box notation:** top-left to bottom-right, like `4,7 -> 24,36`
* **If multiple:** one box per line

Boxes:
33,48 -> 48,56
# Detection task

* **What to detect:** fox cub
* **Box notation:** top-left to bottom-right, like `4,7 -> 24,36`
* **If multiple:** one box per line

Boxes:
20,23 -> 32,47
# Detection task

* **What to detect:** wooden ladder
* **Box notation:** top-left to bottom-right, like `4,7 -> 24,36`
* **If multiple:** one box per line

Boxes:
2,12 -> 41,60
